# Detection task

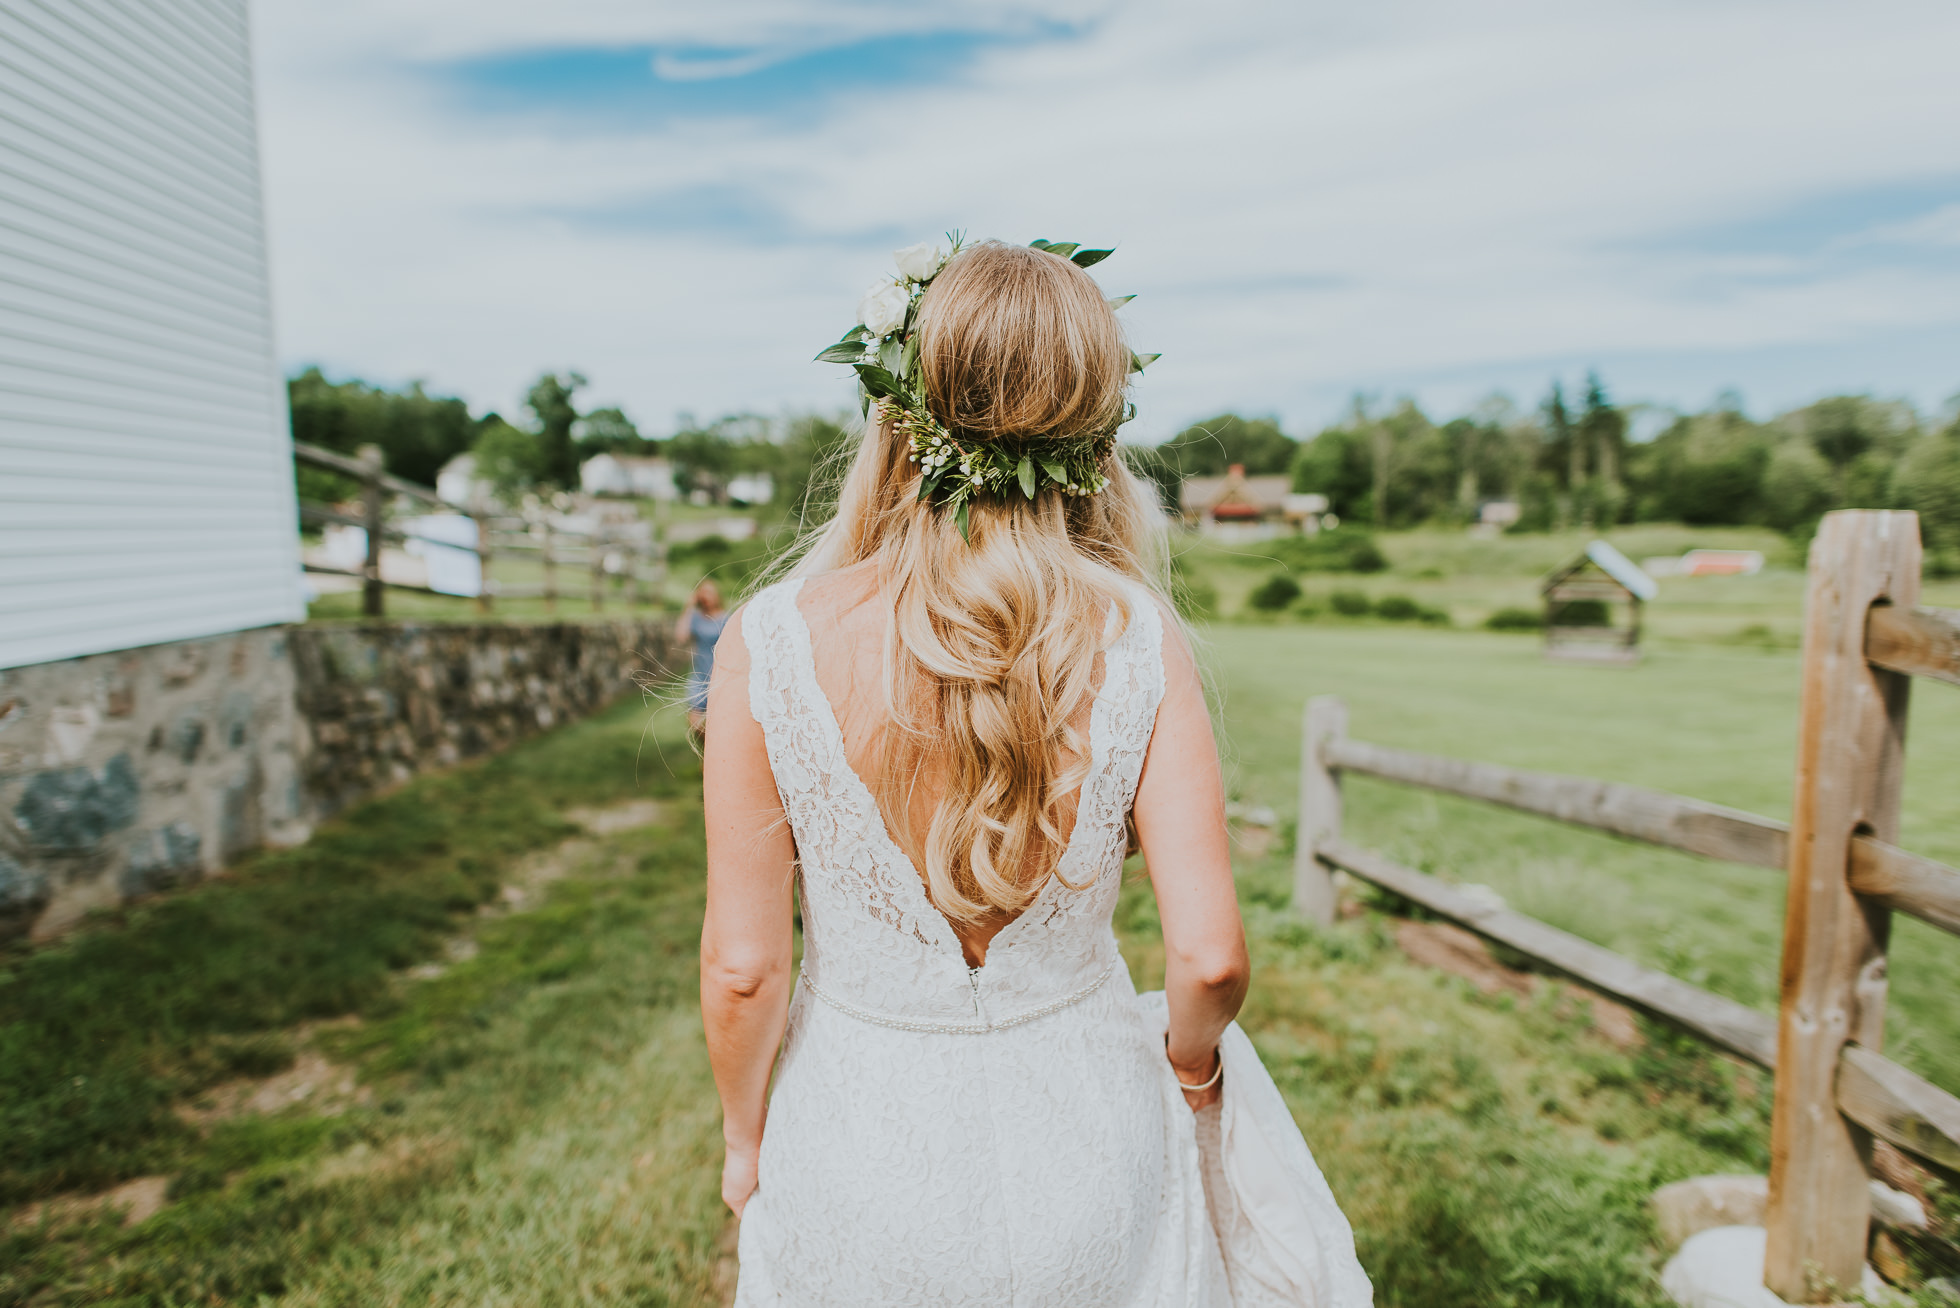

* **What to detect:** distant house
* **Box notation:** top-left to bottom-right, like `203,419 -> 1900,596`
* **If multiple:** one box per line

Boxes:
1541,540 -> 1659,664
727,472 -> 775,506
0,1 -> 302,669
436,453 -> 494,508
0,0 -> 312,936
1179,465 -> 1326,538
581,454 -> 678,501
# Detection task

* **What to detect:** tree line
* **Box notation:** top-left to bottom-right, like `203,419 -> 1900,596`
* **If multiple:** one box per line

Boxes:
287,367 -> 1960,572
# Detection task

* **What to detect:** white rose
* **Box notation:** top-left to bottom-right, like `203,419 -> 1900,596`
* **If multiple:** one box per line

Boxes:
893,241 -> 943,283
857,281 -> 908,336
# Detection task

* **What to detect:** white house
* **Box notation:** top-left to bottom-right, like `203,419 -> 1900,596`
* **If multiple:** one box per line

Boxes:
0,0 -> 303,670
727,471 -> 775,506
581,453 -> 679,501
0,0 -> 312,936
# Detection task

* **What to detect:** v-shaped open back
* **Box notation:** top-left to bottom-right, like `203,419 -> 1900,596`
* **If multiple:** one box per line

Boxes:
744,574 -> 1165,1032
780,581 -> 1113,966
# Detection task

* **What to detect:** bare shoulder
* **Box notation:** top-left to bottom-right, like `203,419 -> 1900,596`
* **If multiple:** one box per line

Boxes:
711,602 -> 754,677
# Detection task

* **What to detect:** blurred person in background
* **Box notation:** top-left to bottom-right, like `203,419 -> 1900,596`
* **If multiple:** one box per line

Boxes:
676,578 -> 728,741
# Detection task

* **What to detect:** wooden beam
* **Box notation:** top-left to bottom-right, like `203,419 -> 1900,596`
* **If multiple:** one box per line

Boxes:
1294,696 -> 1345,925
1766,509 -> 1921,1301
292,439 -> 447,506
1849,836 -> 1960,937
1867,603 -> 1960,688
1837,1044 -> 1960,1173
1318,838 -> 1779,1068
1324,736 -> 1789,870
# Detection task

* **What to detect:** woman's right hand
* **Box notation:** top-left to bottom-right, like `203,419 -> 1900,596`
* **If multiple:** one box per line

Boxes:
722,1142 -> 759,1217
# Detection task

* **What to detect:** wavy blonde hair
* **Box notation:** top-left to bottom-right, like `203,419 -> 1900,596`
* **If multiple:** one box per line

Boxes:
784,241 -> 1172,922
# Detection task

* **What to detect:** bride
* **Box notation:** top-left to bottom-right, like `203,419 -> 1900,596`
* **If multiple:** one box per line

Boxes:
698,238 -> 1372,1306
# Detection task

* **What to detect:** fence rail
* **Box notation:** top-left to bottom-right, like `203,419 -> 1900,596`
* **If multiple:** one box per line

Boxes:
1295,509 -> 1960,1301
293,441 -> 664,617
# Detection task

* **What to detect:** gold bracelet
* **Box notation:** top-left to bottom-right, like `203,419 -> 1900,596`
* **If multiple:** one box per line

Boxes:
1174,1050 -> 1223,1092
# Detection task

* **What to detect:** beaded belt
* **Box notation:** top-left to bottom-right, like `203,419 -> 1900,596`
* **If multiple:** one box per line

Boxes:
798,962 -> 1115,1035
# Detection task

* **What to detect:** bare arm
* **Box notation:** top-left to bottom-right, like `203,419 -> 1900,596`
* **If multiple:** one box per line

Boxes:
699,608 -> 797,1213
674,604 -> 696,649
1131,616 -> 1250,1109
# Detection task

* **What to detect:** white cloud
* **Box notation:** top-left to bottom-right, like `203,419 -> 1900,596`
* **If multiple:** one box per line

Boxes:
252,0 -> 1960,436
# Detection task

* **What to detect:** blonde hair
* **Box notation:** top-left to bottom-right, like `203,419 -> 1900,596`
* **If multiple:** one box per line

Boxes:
784,241 -> 1172,922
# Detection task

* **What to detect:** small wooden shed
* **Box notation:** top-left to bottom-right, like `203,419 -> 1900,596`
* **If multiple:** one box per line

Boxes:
1541,540 -> 1659,664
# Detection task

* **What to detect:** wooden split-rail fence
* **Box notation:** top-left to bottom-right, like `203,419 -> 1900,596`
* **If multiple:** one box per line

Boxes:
1294,510 -> 1960,1302
294,442 -> 663,618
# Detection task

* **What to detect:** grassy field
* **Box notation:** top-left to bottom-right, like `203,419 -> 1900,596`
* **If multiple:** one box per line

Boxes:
8,519 -> 1959,1305
5,688 -> 1823,1308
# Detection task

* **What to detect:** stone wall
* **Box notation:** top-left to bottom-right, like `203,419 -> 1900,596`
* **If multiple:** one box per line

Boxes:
0,629 -> 309,940
0,619 -> 679,942
287,621 -> 678,817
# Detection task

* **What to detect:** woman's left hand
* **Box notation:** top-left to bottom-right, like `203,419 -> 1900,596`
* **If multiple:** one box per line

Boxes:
722,1143 -> 760,1217
1170,1047 -> 1223,1112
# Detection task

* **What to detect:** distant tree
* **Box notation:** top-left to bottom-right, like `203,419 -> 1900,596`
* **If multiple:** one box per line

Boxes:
1541,382 -> 1575,528
1289,424 -> 1372,520
1577,373 -> 1627,524
575,406 -> 651,456
776,412 -> 859,525
526,372 -> 587,490
1154,414 -> 1296,477
1804,396 -> 1876,500
1897,423 -> 1960,574
471,414 -> 550,499
287,367 -> 475,499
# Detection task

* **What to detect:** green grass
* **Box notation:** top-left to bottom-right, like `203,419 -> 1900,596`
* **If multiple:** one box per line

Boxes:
1175,522 -> 1960,647
6,569 -> 1959,1304
1201,623 -> 1960,1097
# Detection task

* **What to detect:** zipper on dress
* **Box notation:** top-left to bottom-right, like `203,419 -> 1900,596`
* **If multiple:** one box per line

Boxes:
967,967 -> 989,1030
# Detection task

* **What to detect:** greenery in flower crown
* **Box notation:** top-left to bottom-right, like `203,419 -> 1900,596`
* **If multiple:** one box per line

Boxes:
815,234 -> 1159,538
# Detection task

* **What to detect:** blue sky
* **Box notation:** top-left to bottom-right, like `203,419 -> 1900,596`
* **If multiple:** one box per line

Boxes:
253,1 -> 1960,440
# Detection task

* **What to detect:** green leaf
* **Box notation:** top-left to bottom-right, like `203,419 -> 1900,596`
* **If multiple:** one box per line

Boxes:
853,364 -> 904,400
900,334 -> 921,380
815,340 -> 866,364
879,336 -> 903,375
1017,455 -> 1036,499
1028,238 -> 1055,251
956,500 -> 970,541
1071,248 -> 1113,268
1040,459 -> 1069,486
1039,241 -> 1080,258
1128,351 -> 1161,374
1106,294 -> 1135,310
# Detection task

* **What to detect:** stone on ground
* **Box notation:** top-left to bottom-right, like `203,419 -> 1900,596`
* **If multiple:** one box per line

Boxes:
1660,1225 -> 1892,1308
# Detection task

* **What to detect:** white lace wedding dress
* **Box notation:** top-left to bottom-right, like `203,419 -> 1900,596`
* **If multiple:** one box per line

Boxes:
734,577 -> 1373,1307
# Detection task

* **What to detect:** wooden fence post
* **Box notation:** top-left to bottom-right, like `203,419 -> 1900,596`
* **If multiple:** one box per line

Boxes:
1295,695 -> 1346,925
358,443 -> 385,618
1765,510 -> 1921,1301
542,520 -> 558,614
472,511 -> 493,614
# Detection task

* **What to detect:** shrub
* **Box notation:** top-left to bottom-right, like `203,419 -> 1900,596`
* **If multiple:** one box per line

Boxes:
666,534 -> 731,562
1373,595 -> 1449,626
1248,574 -> 1303,612
1329,589 -> 1372,617
1486,606 -> 1545,632
1264,529 -> 1388,574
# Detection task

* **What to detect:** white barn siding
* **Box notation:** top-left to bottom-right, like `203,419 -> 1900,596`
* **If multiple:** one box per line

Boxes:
0,0 -> 302,670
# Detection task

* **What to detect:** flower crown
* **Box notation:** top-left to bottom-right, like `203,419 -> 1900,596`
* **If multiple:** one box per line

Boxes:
815,234 -> 1158,538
